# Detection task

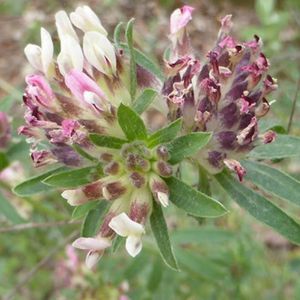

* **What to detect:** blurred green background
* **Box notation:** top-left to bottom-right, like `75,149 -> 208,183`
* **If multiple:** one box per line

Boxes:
0,0 -> 300,299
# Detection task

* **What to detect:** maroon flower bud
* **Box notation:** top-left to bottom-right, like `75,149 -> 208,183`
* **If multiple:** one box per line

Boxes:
262,130 -> 276,144
31,150 -> 57,167
129,172 -> 146,188
224,159 -> 246,182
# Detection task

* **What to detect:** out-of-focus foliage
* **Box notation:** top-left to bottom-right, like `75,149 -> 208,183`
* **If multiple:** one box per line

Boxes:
0,0 -> 300,299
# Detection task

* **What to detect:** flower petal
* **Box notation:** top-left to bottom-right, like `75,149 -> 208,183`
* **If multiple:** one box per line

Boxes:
72,237 -> 111,251
40,28 -> 53,75
55,10 -> 78,41
70,6 -> 107,35
108,213 -> 145,237
85,250 -> 102,269
125,235 -> 143,257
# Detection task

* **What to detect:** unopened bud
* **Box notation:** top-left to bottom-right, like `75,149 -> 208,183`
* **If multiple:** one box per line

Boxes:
149,173 -> 170,207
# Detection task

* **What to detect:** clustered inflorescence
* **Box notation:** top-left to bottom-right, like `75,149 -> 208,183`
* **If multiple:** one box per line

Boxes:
20,5 -> 277,268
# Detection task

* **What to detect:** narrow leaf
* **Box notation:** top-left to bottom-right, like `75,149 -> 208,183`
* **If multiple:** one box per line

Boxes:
126,18 -> 137,101
167,132 -> 212,165
72,144 -> 98,162
90,134 -> 127,149
81,201 -> 109,237
150,201 -> 179,270
117,103 -> 147,141
111,235 -> 124,253
72,200 -> 100,220
242,160 -> 300,206
113,21 -> 123,48
165,176 -> 227,217
175,248 -> 226,281
132,88 -> 157,114
249,134 -> 300,159
171,228 -> 234,245
0,152 -> 9,171
147,119 -> 182,148
13,166 -> 66,196
43,165 -> 103,188
215,171 -> 300,245
0,191 -> 24,224
120,43 -> 164,81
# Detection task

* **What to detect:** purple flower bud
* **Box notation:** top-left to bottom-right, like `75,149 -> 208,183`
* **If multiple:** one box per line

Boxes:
25,74 -> 54,108
262,130 -> 276,144
224,159 -> 246,182
31,150 -> 57,167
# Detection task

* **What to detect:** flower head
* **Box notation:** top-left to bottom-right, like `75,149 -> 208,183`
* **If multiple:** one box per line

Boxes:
163,8 -> 277,181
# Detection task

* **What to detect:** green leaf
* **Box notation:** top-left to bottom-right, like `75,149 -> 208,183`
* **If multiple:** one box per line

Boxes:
175,248 -> 226,281
120,43 -> 164,81
147,257 -> 164,292
258,119 -> 286,134
171,228 -> 234,245
13,166 -> 66,196
242,160 -> 300,206
150,201 -> 179,270
89,134 -> 127,149
0,191 -> 24,224
117,103 -> 147,141
132,88 -> 157,114
147,119 -> 182,148
0,152 -> 9,171
43,165 -> 103,188
126,18 -> 137,101
81,201 -> 110,237
167,132 -> 212,165
215,172 -> 300,245
111,235 -> 124,253
249,134 -> 300,159
71,201 -> 100,220
113,21 -> 123,48
72,144 -> 98,162
165,176 -> 227,217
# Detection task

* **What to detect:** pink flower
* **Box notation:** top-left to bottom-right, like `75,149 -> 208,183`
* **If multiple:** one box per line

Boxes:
65,69 -> 107,112
170,5 -> 194,35
25,74 -> 54,107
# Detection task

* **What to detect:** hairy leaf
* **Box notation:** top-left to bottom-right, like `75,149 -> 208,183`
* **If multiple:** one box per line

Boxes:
167,132 -> 211,164
150,201 -> 179,270
215,171 -> 300,245
165,176 -> 227,217
117,103 -> 147,141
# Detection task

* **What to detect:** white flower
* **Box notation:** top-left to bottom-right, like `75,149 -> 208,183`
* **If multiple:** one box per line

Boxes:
55,10 -> 78,42
70,6 -> 107,35
24,28 -> 53,76
72,236 -> 111,269
61,189 -> 86,206
57,35 -> 84,76
83,31 -> 116,76
109,213 -> 145,257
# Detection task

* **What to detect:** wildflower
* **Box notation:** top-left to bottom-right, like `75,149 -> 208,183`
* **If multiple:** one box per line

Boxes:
72,236 -> 112,269
163,9 -> 277,181
24,28 -> 54,77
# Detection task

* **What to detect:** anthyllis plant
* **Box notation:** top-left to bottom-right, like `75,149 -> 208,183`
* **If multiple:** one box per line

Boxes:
14,5 -> 300,270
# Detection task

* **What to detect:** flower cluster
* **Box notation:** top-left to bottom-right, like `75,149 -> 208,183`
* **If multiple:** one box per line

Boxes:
20,4 -> 278,269
164,7 -> 277,180
21,5 -> 171,268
